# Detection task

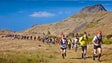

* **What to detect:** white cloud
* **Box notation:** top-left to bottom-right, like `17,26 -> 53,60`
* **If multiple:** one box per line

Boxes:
30,11 -> 55,17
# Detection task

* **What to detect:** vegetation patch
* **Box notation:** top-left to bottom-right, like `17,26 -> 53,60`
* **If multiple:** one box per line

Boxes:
103,39 -> 112,44
67,32 -> 74,38
0,53 -> 50,63
106,34 -> 112,39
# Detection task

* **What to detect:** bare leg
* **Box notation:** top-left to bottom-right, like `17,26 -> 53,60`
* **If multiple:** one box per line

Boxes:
97,48 -> 102,62
93,49 -> 97,60
61,49 -> 66,59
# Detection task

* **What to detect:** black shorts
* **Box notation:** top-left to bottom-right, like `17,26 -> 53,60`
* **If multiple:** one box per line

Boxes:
60,45 -> 67,50
81,46 -> 87,52
61,47 -> 66,50
94,45 -> 101,49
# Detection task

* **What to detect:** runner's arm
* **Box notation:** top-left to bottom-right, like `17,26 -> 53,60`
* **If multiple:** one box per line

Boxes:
92,36 -> 98,46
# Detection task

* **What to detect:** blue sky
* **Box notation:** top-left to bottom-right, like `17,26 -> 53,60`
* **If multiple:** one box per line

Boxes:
0,0 -> 112,32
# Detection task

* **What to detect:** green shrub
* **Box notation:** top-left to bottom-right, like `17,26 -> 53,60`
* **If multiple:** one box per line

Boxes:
45,35 -> 58,38
88,37 -> 93,44
88,37 -> 112,44
106,34 -> 112,39
103,40 -> 112,44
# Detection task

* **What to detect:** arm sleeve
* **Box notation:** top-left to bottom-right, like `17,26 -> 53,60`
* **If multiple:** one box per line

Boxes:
92,36 -> 97,42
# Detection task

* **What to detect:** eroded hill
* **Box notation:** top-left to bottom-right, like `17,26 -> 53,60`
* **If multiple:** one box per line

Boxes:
21,4 -> 112,36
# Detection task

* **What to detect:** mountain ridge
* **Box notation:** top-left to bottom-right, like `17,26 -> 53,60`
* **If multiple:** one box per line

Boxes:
9,4 -> 112,36
80,4 -> 107,14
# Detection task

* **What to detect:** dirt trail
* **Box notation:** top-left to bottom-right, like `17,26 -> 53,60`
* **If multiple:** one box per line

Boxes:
0,39 -> 112,63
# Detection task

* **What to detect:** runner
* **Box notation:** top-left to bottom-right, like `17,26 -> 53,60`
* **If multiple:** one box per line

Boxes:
60,34 -> 67,59
73,35 -> 79,52
67,38 -> 72,50
79,32 -> 88,59
92,31 -> 102,62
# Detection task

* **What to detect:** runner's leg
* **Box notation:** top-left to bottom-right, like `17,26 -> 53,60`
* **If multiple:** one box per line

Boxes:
83,46 -> 87,59
98,47 -> 102,62
93,49 -> 97,60
93,45 -> 97,60
61,49 -> 65,59
81,46 -> 84,58
75,44 -> 78,52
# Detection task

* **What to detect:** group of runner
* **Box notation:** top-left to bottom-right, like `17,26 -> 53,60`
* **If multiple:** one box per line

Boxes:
1,34 -> 41,40
1,31 -> 103,62
59,31 -> 102,62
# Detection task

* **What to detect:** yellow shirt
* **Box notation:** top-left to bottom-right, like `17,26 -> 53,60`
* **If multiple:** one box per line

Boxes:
79,36 -> 88,46
68,39 -> 71,44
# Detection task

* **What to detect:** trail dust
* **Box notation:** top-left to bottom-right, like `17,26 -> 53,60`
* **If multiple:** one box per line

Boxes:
0,38 -> 112,63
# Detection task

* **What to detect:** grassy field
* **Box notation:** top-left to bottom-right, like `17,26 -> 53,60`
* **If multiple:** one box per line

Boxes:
0,38 -> 112,63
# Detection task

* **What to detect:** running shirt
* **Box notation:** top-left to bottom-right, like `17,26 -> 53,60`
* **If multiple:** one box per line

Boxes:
60,38 -> 67,48
93,35 -> 102,45
68,39 -> 71,44
73,38 -> 79,48
73,38 -> 78,44
79,36 -> 88,46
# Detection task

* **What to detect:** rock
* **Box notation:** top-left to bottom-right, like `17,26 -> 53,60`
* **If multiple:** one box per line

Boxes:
80,4 -> 107,14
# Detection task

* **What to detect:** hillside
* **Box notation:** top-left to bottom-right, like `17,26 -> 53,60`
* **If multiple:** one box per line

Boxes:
80,12 -> 112,35
21,4 -> 112,36
0,30 -> 14,35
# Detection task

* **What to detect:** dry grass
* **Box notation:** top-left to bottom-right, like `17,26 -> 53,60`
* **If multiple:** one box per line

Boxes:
21,12 -> 112,37
0,38 -> 112,63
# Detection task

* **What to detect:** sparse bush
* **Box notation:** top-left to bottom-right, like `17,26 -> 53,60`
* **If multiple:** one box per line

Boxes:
45,35 -> 58,38
47,31 -> 51,35
103,40 -> 112,44
106,34 -> 112,39
32,32 -> 37,34
88,37 -> 93,44
86,22 -> 95,28
48,55 -> 56,58
67,32 -> 74,37
96,17 -> 104,22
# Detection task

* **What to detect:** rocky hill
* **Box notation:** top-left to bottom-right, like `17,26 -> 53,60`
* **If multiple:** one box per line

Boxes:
80,4 -> 107,14
21,4 -> 112,36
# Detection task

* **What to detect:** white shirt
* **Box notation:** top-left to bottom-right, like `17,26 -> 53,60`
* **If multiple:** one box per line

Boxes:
93,35 -> 102,44
74,38 -> 78,44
